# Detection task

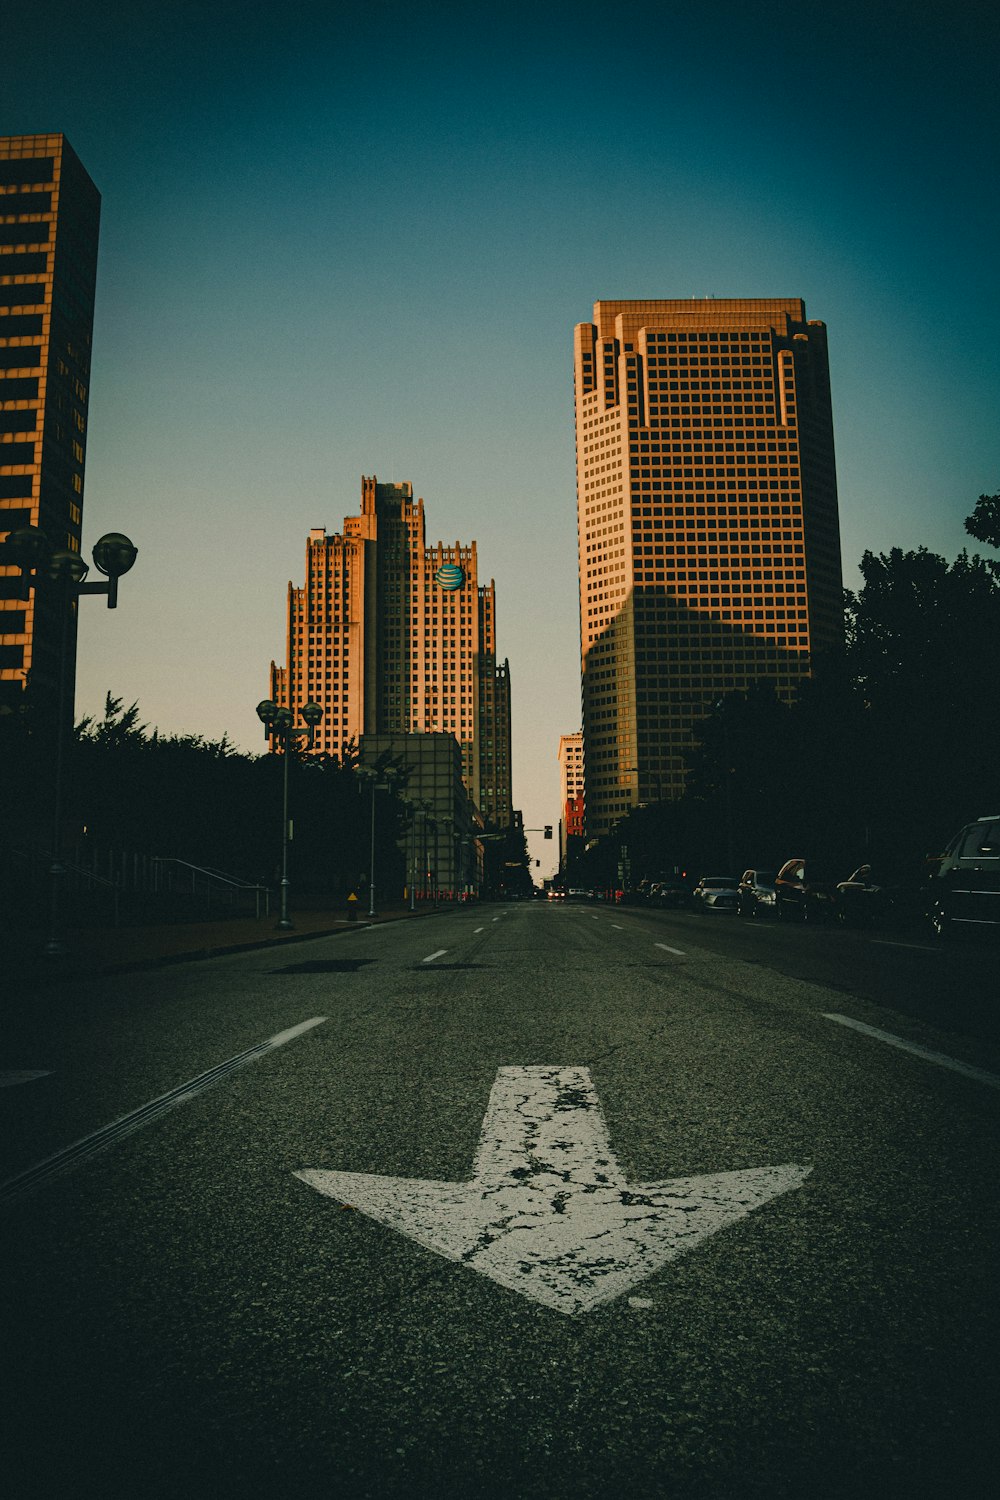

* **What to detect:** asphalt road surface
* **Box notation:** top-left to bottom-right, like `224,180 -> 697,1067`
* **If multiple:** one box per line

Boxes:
3,902 -> 999,1499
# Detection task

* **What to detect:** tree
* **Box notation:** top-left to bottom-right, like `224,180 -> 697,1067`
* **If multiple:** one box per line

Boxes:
965,490 -> 1000,552
843,546 -> 1000,863
64,698 -> 411,898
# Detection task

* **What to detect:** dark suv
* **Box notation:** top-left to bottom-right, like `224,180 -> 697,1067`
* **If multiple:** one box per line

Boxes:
927,815 -> 1000,939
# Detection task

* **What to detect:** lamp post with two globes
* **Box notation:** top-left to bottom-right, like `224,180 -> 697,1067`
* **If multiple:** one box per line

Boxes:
4,525 -> 139,956
255,698 -> 323,930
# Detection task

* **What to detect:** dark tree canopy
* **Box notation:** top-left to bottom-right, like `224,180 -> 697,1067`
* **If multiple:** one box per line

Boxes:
965,491 -> 1000,552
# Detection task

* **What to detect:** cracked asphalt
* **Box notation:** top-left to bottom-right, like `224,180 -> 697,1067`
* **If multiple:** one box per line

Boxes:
3,900 -> 999,1498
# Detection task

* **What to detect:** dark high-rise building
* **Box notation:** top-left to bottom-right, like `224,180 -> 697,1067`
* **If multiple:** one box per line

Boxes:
574,298 -> 842,838
0,134 -> 101,717
269,477 -> 514,827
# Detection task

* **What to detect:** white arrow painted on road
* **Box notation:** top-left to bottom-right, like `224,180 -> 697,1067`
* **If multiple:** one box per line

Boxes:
295,1066 -> 811,1315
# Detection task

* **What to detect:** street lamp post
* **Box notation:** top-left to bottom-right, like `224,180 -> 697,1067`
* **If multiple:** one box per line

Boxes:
358,768 -> 378,918
355,764 -> 401,918
4,525 -> 138,957
402,799 -> 417,911
256,698 -> 323,930
421,801 -> 434,906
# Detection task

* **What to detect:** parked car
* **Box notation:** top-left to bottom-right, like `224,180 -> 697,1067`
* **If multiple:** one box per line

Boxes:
835,865 -> 889,926
692,876 -> 739,913
737,869 -> 776,918
926,814 -> 1000,939
773,859 -> 840,922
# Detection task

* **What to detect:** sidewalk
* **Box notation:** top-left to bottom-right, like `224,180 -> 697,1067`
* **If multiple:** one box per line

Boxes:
4,899 -> 438,984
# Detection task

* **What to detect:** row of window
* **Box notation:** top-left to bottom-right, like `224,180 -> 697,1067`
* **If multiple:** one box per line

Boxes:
0,159 -> 55,186
0,223 -> 51,246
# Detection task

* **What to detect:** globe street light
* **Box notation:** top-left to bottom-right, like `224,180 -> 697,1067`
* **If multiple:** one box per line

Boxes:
256,698 -> 323,930
4,524 -> 138,956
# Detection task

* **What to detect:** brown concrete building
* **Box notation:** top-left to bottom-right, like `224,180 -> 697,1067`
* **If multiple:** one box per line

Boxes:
557,731 -> 584,866
574,298 -> 842,839
0,135 -> 101,717
269,476 -> 513,827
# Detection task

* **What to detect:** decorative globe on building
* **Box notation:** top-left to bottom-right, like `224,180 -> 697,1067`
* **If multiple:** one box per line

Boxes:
435,563 -> 465,591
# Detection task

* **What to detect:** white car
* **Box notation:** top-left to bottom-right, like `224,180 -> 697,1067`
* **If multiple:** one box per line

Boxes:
692,876 -> 739,912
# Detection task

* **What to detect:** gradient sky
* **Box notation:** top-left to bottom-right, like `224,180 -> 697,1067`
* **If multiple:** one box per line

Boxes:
5,0 -> 998,878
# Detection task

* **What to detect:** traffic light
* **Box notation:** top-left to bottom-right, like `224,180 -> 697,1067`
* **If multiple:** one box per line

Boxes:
544,825 -> 553,839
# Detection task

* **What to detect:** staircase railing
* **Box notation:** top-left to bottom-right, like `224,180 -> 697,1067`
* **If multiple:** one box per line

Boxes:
151,858 -> 271,917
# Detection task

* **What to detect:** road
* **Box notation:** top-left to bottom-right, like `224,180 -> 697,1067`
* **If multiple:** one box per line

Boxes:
3,902 -> 999,1498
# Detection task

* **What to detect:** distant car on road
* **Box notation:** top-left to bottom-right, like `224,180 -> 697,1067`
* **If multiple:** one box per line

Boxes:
648,877 -> 692,909
773,859 -> 840,922
692,876 -> 739,913
737,869 -> 776,918
926,814 -> 1000,939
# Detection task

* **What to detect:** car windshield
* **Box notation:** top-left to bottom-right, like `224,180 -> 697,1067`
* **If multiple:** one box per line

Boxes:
705,878 -> 737,889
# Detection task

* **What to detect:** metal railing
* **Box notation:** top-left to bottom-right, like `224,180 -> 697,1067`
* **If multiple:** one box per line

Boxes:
151,859 -> 271,917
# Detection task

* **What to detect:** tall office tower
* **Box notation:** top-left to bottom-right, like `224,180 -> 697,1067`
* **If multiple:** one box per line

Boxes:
270,477 -> 514,826
0,135 -> 101,717
574,298 -> 842,839
557,731 -> 584,865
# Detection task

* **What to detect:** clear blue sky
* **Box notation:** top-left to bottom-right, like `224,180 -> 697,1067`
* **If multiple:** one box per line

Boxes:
6,0 -> 998,877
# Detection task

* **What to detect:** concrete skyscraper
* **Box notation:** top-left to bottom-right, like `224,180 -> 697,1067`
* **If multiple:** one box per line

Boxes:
270,476 -> 513,827
574,298 -> 842,839
557,731 -> 584,868
0,135 -> 101,718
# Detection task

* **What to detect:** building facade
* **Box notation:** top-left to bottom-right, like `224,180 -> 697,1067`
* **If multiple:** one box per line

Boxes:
574,298 -> 842,839
358,731 -> 481,899
270,476 -> 513,826
557,731 -> 585,866
0,135 -> 101,717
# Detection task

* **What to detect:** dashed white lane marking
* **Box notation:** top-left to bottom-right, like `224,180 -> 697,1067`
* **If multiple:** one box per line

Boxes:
423,949 -> 449,963
474,927 -> 485,934
823,1013 -> 1000,1091
656,943 -> 685,956
0,1016 -> 328,1208
611,924 -> 624,930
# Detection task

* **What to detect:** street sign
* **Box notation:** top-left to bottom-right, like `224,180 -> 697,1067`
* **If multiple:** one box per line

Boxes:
296,1066 -> 810,1315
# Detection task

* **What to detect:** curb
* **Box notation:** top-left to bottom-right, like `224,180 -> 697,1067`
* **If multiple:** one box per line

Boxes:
8,907 -> 444,985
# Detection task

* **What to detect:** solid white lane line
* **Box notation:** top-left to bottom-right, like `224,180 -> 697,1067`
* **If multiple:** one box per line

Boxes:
656,943 -> 685,956
0,1070 -> 52,1088
870,940 -> 941,953
423,949 -> 449,963
823,1013 -> 1000,1091
0,1016 -> 328,1208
